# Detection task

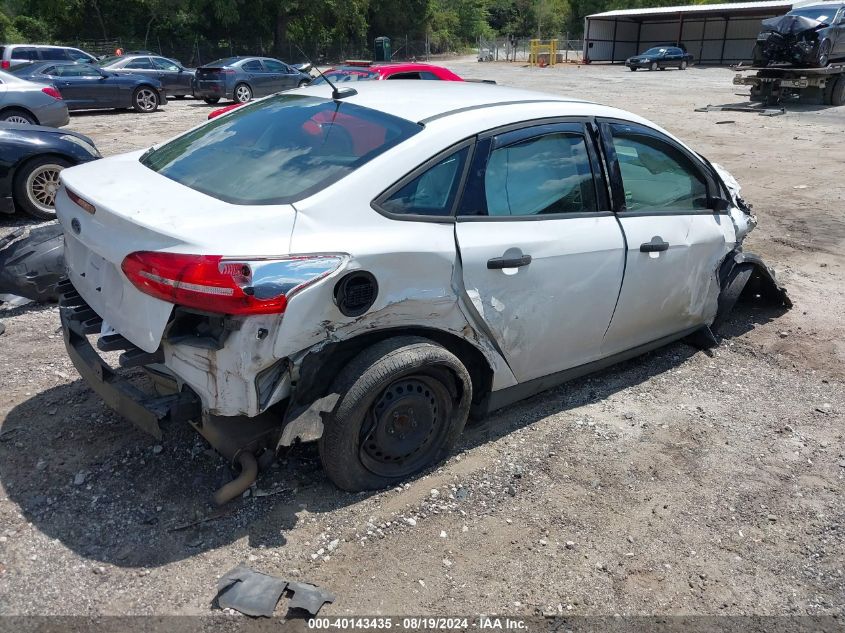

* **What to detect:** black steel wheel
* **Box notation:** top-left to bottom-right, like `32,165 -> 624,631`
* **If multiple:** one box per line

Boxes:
319,337 -> 472,492
358,374 -> 453,478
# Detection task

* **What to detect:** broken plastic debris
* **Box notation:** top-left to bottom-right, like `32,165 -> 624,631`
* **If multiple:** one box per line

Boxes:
215,565 -> 335,618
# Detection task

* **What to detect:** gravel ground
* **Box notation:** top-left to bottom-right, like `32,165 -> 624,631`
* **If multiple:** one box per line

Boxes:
0,57 -> 843,617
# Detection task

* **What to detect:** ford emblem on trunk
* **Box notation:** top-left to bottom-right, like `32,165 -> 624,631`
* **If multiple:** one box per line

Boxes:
71,218 -> 81,235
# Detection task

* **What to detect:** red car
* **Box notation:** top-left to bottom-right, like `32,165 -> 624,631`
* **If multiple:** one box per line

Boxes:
208,61 -> 463,119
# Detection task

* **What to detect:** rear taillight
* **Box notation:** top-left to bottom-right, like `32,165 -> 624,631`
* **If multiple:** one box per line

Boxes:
67,189 -> 96,214
42,86 -> 62,100
121,252 -> 346,315
0,61 -> 9,69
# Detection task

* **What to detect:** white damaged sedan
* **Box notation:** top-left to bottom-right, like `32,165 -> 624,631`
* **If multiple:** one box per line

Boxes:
55,81 -> 789,498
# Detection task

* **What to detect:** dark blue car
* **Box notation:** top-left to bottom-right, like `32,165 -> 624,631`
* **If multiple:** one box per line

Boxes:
9,62 -> 167,113
0,122 -> 100,220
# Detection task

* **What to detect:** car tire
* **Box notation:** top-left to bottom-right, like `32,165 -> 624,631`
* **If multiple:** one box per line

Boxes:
298,79 -> 310,87
319,336 -> 472,492
132,86 -> 159,113
825,75 -> 845,106
234,83 -> 252,103
204,97 -> 220,104
629,67 -> 637,71
816,40 -> 832,67
650,62 -> 658,71
680,60 -> 688,70
13,156 -> 71,221
173,95 -> 186,100
0,108 -> 36,125
752,42 -> 767,67
0,224 -> 65,301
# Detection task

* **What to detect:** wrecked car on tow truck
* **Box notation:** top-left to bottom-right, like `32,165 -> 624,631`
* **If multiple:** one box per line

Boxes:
54,81 -> 790,501
753,2 -> 845,67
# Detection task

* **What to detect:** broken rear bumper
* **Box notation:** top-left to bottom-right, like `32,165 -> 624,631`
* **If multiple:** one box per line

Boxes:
58,278 -> 201,439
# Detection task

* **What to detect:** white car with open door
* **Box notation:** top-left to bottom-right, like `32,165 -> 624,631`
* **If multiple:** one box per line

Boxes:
55,82 -> 789,501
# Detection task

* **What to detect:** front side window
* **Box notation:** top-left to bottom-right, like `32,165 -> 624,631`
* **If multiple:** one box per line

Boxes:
461,132 -> 597,217
153,57 -> 180,71
141,94 -> 421,205
610,125 -> 707,212
54,64 -> 100,77
263,60 -> 286,72
68,49 -> 95,62
380,147 -> 468,216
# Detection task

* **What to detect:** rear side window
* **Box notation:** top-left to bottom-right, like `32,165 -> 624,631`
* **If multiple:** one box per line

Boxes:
141,94 -> 421,205
42,48 -> 72,61
609,125 -> 707,212
14,47 -> 39,60
387,72 -> 422,80
125,58 -> 155,69
462,132 -> 597,217
242,60 -> 263,72
380,147 -> 469,216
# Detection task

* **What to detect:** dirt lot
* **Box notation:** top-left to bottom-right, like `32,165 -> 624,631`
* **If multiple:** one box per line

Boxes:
0,58 -> 843,618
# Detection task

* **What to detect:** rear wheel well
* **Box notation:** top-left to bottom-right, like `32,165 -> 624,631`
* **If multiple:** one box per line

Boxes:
293,327 -> 494,410
0,106 -> 38,124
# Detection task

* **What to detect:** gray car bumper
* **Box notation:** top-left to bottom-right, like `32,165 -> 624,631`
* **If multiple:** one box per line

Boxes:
36,100 -> 70,128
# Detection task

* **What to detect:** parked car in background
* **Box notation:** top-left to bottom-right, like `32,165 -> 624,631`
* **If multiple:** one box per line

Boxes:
626,47 -> 693,71
0,70 -> 68,126
99,54 -> 195,98
207,61 -> 464,119
9,62 -> 166,113
1,122 -> 99,219
311,61 -> 464,83
55,82 -> 788,497
1,44 -> 97,70
193,56 -> 311,104
753,2 -> 845,67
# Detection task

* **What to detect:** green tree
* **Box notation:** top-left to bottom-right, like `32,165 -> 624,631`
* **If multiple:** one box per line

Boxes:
12,13 -> 50,40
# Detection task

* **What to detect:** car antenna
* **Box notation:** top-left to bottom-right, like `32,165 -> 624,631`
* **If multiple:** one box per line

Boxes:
295,44 -> 356,100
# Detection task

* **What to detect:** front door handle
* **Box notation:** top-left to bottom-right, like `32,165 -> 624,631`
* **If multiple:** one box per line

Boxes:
640,237 -> 669,253
487,254 -> 532,269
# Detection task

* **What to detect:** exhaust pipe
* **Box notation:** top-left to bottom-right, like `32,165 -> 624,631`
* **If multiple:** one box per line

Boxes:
213,451 -> 258,506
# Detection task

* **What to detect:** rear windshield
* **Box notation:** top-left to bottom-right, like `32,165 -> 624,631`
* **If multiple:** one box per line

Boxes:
205,57 -> 240,67
141,94 -> 421,205
312,69 -> 379,84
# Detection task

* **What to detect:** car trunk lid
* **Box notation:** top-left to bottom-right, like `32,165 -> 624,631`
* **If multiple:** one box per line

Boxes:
56,151 -> 297,352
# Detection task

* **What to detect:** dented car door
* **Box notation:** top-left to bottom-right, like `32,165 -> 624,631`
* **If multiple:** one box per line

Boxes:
597,120 -> 735,356
454,122 -> 626,382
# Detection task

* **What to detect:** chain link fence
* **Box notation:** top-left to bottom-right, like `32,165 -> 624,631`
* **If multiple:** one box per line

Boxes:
477,36 -> 584,63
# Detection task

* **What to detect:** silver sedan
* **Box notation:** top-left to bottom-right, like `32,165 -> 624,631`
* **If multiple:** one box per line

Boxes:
0,70 -> 69,127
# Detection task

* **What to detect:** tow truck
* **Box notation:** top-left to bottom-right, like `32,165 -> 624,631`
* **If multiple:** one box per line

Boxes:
733,63 -> 845,106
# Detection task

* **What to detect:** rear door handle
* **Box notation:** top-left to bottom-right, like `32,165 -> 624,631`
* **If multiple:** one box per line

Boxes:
640,237 -> 669,253
487,254 -> 532,269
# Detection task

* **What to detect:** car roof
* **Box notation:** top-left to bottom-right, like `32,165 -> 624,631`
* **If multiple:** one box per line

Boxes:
296,81 -> 586,124
792,2 -> 844,8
